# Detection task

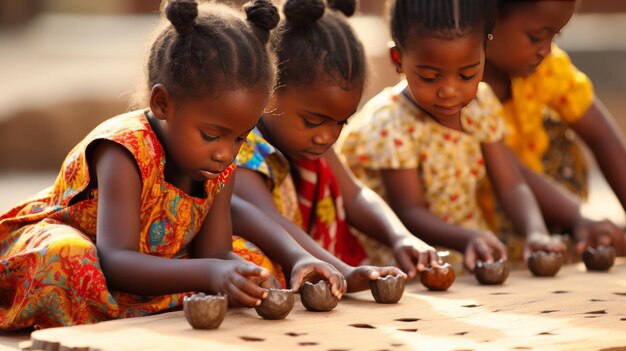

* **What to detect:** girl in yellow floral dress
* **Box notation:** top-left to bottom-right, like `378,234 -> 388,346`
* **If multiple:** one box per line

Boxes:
339,0 -> 565,272
481,0 -> 626,255
234,0 -> 439,293
0,0 -> 344,330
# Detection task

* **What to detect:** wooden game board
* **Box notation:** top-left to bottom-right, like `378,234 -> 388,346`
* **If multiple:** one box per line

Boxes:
24,259 -> 626,351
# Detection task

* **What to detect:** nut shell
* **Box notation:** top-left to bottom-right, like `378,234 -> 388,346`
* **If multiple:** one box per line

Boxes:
583,246 -> 615,271
255,289 -> 294,320
528,251 -> 563,277
370,274 -> 406,303
183,293 -> 228,329
300,280 -> 338,312
420,264 -> 455,291
475,259 -> 509,285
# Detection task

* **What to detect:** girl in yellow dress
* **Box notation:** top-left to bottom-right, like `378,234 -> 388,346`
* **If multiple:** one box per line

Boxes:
481,0 -> 626,256
340,0 -> 564,271
0,0 -> 343,330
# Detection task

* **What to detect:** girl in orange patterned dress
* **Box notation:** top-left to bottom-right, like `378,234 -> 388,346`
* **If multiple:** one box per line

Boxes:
480,0 -> 626,256
0,0 -> 343,330
234,0 -> 439,293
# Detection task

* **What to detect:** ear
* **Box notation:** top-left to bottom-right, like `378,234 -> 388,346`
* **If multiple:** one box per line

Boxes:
389,45 -> 403,74
149,84 -> 172,121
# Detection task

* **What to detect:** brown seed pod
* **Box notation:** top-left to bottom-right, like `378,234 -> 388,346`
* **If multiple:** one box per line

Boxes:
528,251 -> 563,277
370,274 -> 406,303
474,259 -> 509,285
183,293 -> 228,329
583,246 -> 615,271
255,288 -> 295,320
420,263 -> 455,291
300,280 -> 339,312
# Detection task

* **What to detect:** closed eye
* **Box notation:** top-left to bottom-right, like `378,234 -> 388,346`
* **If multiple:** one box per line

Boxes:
303,118 -> 323,128
419,75 -> 438,83
200,131 -> 219,142
460,74 -> 477,81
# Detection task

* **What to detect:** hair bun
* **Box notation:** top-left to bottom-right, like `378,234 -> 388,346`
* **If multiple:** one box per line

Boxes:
245,0 -> 279,44
283,0 -> 325,27
327,0 -> 356,17
165,0 -> 198,35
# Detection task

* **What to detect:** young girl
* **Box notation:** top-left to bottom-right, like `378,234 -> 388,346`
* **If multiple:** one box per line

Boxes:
233,0 -> 439,292
481,0 -> 626,255
0,0 -> 344,330
339,0 -> 564,271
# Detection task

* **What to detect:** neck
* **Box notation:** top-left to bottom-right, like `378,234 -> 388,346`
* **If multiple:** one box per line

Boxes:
483,60 -> 511,102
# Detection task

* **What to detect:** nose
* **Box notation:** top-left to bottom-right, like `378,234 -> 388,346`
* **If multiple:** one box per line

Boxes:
437,79 -> 458,100
312,125 -> 342,146
211,143 -> 238,165
537,40 -> 552,60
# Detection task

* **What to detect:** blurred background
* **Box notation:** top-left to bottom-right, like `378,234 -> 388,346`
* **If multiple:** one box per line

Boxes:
0,0 -> 625,227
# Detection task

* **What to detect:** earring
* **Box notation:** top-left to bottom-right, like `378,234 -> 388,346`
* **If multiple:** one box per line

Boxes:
487,33 -> 494,41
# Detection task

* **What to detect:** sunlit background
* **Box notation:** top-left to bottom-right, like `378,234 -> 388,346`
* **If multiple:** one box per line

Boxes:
1,0 -> 625,226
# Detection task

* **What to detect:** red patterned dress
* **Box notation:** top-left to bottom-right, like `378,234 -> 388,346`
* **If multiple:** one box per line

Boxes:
0,110 -> 279,330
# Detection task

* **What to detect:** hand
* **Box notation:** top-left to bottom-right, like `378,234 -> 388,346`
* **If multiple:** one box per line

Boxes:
343,265 -> 407,293
207,260 -> 270,307
391,235 -> 439,279
573,217 -> 626,255
464,230 -> 507,272
289,257 -> 346,299
523,233 -> 566,262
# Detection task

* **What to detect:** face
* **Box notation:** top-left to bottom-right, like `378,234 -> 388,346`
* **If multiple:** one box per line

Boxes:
261,79 -> 363,161
392,32 -> 485,124
150,86 -> 267,182
488,1 -> 575,77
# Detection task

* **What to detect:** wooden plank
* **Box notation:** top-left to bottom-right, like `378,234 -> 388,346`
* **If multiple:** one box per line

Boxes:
29,259 -> 626,351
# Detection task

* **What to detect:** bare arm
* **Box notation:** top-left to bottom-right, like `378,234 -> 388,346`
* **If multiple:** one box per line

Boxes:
324,150 -> 438,276
482,140 -> 564,259
94,142 -> 267,305
571,100 -> 626,213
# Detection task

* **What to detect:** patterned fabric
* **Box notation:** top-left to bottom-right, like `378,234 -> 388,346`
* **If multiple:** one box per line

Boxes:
340,81 -> 504,230
232,235 -> 286,288
236,129 -> 368,266
235,129 -> 301,225
502,45 -> 593,173
0,110 -> 258,330
293,159 -> 368,266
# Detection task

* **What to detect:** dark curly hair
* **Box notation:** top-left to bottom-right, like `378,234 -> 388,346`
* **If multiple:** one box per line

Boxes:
272,0 -> 365,91
146,0 -> 279,99
391,0 -> 497,49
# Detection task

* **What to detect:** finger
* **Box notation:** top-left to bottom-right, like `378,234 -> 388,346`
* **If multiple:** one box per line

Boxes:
233,273 -> 267,301
395,249 -> 417,279
227,282 -> 263,307
237,264 -> 270,279
429,250 -> 440,267
377,266 -> 405,279
464,246 -> 477,272
327,272 -> 346,298
476,240 -> 493,263
573,225 -> 589,255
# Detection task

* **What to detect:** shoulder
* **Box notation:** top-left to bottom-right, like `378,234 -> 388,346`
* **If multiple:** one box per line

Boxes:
462,83 -> 504,143
235,128 -> 289,189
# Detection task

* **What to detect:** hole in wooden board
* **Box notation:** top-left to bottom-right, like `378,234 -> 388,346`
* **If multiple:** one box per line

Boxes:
299,342 -> 318,346
349,323 -> 376,329
537,332 -> 555,336
552,290 -> 570,294
391,343 -> 404,347
621,318 -> 626,321
285,332 -> 307,337
585,316 -> 599,319
540,310 -> 559,314
489,292 -> 511,295
397,328 -> 418,332
585,310 -> 607,314
394,318 -> 420,322
590,299 -> 606,302
454,331 -> 469,336
613,292 -> 626,296
240,336 -> 264,342
461,304 -> 482,308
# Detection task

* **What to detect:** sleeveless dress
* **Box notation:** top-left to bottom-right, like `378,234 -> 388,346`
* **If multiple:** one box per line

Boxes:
0,110 -> 279,330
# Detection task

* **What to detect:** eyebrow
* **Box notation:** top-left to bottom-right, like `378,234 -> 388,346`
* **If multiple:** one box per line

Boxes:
303,109 -> 355,123
416,62 -> 481,71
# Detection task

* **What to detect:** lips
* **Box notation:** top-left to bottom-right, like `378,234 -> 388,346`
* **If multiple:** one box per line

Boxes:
200,169 -> 221,180
434,104 -> 463,116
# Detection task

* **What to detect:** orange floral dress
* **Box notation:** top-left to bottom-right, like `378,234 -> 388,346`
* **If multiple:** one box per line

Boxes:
0,110 -> 278,330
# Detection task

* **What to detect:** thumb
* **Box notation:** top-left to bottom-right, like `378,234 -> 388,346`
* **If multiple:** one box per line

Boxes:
574,225 -> 589,255
395,249 -> 417,279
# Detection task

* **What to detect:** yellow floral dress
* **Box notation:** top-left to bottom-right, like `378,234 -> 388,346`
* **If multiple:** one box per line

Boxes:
339,81 -> 504,268
0,110 -> 278,330
478,45 -> 594,234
